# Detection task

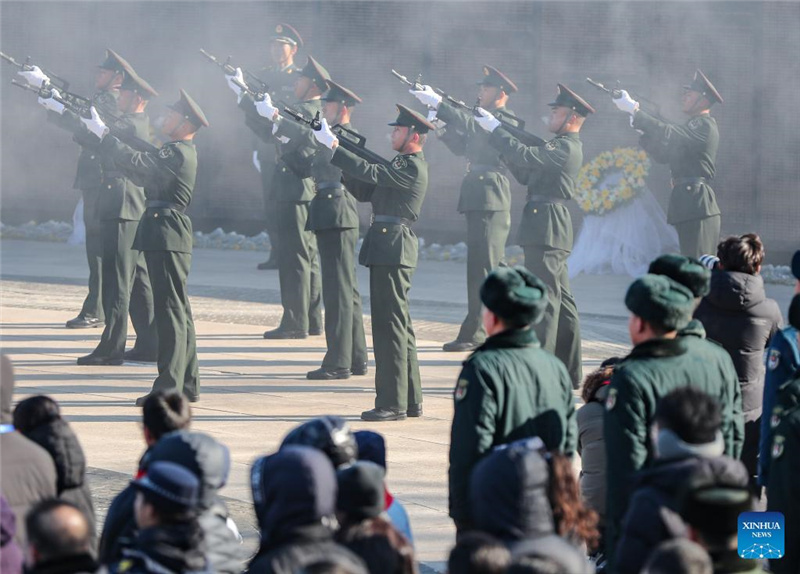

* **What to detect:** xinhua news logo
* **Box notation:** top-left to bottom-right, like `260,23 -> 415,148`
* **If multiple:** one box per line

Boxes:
738,512 -> 784,560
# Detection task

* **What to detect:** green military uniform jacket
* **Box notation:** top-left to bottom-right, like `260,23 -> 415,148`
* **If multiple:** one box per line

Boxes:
448,327 -> 576,523
331,147 -> 428,268
253,63 -> 301,175
99,137 -> 198,254
274,119 -> 360,231
633,110 -> 720,224
604,335 -> 745,551
436,102 -> 517,212
240,95 -> 320,203
766,374 -> 800,573
489,130 -> 582,250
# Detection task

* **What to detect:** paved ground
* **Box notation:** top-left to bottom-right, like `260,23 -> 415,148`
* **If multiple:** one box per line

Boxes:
1,239 -> 794,571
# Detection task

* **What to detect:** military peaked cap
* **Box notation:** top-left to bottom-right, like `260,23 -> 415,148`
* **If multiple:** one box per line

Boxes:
271,23 -> 304,48
478,65 -> 518,94
98,49 -> 130,74
169,89 -> 209,128
684,69 -> 723,104
548,83 -> 595,116
120,69 -> 158,99
322,80 -> 362,107
300,56 -> 331,91
388,103 -> 436,134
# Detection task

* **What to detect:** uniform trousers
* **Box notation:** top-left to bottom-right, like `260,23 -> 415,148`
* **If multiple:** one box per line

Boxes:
674,215 -> 721,258
79,190 -> 104,321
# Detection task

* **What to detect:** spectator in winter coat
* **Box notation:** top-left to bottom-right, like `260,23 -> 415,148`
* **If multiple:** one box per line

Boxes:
25,499 -> 100,574
469,438 -> 596,573
334,461 -> 416,574
1,496 -> 23,574
0,355 -> 57,546
13,396 -> 97,553
642,539 -> 713,574
614,387 -> 749,574
694,234 -> 782,487
354,430 -> 414,544
281,415 -> 358,469
248,446 -> 367,574
446,532 -> 510,574
98,391 -> 191,564
106,462 -> 206,574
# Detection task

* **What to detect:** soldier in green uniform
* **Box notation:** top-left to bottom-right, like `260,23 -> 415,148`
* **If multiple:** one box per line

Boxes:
19,50 -> 130,329
77,89 -> 209,405
37,59 -> 159,365
229,56 -> 325,339
254,23 -> 304,271
312,104 -> 433,421
603,274 -> 744,568
262,80 -> 369,378
410,66 -> 519,353
766,294 -> 800,574
612,70 -> 723,257
447,265 -> 576,532
471,84 -> 592,389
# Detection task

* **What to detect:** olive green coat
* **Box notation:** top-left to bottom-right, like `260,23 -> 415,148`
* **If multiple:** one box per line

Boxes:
448,327 -> 576,524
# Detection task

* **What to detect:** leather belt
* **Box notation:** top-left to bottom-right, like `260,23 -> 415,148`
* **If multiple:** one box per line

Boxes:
672,177 -> 708,187
146,200 -> 186,213
526,195 -> 568,205
316,182 -> 345,196
468,163 -> 506,175
371,215 -> 412,227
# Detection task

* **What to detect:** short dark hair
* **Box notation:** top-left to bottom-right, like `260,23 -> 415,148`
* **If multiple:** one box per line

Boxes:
26,499 -> 90,561
447,532 -> 510,574
13,395 -> 60,434
336,516 -> 415,574
655,387 -> 721,444
717,233 -> 764,275
642,538 -> 713,574
142,391 -> 191,440
506,556 -> 564,574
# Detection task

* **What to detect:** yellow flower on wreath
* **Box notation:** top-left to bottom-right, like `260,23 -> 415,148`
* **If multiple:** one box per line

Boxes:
575,146 -> 652,215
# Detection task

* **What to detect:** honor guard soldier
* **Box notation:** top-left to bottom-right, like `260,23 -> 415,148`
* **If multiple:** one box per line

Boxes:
603,274 -> 744,569
74,89 -> 209,405
470,84 -> 592,389
312,104 -> 433,421
411,66 -> 520,353
613,70 -> 723,257
263,80 -> 369,379
254,23 -> 304,271
18,49 -> 130,329
447,266 -> 576,533
229,56 -> 327,339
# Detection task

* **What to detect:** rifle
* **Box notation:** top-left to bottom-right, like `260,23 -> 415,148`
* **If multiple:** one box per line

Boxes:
391,68 -> 544,147
199,49 -> 270,97
283,108 -> 391,167
586,77 -> 664,120
11,79 -> 157,154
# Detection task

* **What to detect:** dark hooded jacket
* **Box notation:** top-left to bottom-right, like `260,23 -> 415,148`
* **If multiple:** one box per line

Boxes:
248,446 -> 367,574
469,440 -> 591,572
98,432 -> 244,573
21,419 -> 97,552
615,455 -> 749,574
694,270 -> 782,422
107,524 -> 207,574
26,554 -> 100,574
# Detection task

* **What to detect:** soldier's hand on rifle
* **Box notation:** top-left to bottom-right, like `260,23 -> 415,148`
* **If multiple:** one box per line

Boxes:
312,118 -> 338,150
17,65 -> 50,89
612,90 -> 639,115
426,109 -> 445,130
80,106 -> 109,140
255,93 -> 279,121
37,88 -> 65,115
226,67 -> 246,99
409,85 -> 442,110
474,107 -> 501,133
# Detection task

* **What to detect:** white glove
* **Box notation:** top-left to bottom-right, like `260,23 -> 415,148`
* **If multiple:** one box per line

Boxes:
255,93 -> 279,120
427,109 -> 445,130
409,85 -> 442,109
252,150 -> 261,173
18,65 -> 49,88
80,106 -> 109,140
474,107 -> 501,133
38,88 -> 65,115
226,67 -> 245,100
312,118 -> 338,150
276,135 -> 291,144
613,90 -> 639,115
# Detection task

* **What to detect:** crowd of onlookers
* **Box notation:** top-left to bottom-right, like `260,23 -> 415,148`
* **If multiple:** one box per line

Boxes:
1,236 -> 798,574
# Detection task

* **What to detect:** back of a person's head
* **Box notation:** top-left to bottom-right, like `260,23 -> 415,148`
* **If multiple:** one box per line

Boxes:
580,363 -> 615,404
142,391 -> 191,440
716,233 -> 764,275
509,534 -> 593,574
300,562 -> 363,574
354,431 -> 387,471
1,354 -> 15,424
506,556 -> 568,574
446,531 -> 510,574
25,499 -> 91,562
655,387 -> 721,444
337,515 -> 416,574
642,538 -> 713,574
681,486 -> 752,550
281,415 -> 358,469
12,395 -> 60,435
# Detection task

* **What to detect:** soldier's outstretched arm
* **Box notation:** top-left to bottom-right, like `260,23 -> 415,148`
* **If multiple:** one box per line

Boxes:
331,146 -> 417,190
99,136 -> 179,190
488,126 -> 566,172
632,109 -> 713,148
